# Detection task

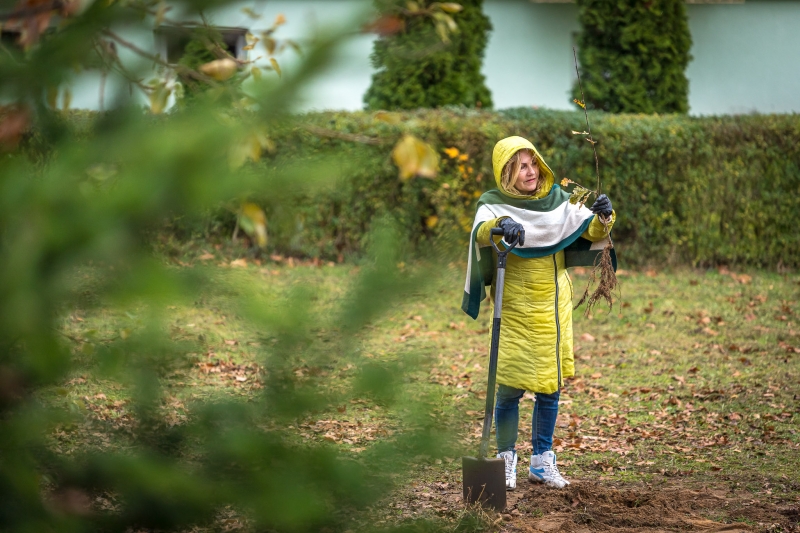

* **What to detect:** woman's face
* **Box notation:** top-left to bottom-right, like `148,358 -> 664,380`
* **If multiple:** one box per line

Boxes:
513,151 -> 539,194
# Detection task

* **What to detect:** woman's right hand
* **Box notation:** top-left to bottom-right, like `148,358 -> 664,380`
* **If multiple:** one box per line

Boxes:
498,218 -> 525,245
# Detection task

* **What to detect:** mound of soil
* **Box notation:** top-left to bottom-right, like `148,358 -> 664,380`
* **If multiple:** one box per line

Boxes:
399,478 -> 799,532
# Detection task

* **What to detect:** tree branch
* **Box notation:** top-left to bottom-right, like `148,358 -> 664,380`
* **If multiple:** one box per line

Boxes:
573,46 -> 601,196
102,29 -> 220,88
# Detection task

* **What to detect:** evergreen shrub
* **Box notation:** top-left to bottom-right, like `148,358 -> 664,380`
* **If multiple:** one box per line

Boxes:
364,0 -> 493,110
574,0 -> 692,114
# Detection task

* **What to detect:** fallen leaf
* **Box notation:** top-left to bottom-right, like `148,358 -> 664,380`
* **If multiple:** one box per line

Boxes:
580,333 -> 595,342
230,258 -> 248,268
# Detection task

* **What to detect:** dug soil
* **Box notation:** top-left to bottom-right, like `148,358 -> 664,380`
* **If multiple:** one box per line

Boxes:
397,478 -> 799,532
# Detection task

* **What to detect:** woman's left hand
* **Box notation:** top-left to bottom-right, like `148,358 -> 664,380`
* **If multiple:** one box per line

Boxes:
590,194 -> 613,218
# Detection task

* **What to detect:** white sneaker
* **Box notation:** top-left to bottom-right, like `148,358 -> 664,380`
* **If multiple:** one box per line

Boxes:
528,450 -> 570,488
497,450 -> 518,490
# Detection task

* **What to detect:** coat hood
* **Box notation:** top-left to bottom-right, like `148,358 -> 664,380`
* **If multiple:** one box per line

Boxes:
491,136 -> 556,200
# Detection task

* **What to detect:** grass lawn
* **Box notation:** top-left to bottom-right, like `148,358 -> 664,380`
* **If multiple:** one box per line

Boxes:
45,256 -> 800,532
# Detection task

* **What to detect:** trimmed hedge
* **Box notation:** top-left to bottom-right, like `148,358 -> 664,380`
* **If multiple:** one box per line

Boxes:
41,109 -> 800,268
251,109 -> 799,269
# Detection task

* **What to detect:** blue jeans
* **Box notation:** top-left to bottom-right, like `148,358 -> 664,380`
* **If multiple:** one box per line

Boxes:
495,384 -> 560,455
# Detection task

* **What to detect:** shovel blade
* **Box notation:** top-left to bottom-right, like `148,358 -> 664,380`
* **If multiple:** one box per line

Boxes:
462,456 -> 506,511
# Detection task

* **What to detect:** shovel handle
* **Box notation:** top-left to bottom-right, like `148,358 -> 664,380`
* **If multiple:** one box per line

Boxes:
478,228 -> 521,458
490,227 -> 523,258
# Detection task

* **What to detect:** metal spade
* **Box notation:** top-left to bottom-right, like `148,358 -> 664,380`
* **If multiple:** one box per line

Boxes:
462,226 -> 522,511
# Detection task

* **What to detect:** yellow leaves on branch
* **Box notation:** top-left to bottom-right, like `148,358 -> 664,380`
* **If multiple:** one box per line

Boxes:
573,98 -> 586,109
199,58 -> 238,81
392,135 -> 439,180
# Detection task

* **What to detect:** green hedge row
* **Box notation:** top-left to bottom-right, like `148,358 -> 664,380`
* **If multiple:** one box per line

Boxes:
247,108 -> 799,269
48,108 -> 800,268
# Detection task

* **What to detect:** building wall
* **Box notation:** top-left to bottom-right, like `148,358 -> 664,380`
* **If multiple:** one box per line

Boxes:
483,0 -> 580,109
482,1 -> 579,111
685,1 -> 800,115
60,0 -> 800,115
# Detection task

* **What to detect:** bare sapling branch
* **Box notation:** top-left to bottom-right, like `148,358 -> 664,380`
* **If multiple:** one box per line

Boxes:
571,47 -> 619,315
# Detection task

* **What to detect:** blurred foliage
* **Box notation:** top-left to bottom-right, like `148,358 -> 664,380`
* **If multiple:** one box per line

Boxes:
152,108 -> 797,269
364,0 -> 493,110
574,0 -> 692,114
0,1 -> 456,532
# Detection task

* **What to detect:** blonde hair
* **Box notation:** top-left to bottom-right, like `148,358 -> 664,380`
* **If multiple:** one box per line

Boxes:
500,149 -> 539,196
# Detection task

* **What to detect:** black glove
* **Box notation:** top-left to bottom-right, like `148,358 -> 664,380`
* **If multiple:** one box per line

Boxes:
590,194 -> 613,218
498,218 -> 525,245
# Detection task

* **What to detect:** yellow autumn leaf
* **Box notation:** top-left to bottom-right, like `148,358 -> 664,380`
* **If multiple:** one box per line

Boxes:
458,153 -> 469,162
199,58 -> 238,81
438,3 -> 463,13
392,135 -> 439,180
149,84 -> 170,114
251,66 -> 262,81
425,215 -> 439,229
241,7 -> 261,19
262,34 -> 278,55
239,202 -> 268,248
269,57 -> 281,77
274,13 -> 286,26
443,147 -> 459,159
573,98 -> 586,109
247,135 -> 262,163
416,139 -> 439,179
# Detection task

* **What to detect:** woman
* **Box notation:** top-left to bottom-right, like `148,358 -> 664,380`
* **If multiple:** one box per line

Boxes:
461,136 -> 615,489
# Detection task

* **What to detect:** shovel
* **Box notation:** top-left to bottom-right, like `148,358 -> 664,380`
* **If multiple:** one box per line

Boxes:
462,226 -> 523,511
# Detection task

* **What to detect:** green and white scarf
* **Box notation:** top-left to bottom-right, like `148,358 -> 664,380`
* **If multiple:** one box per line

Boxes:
461,184 -> 616,319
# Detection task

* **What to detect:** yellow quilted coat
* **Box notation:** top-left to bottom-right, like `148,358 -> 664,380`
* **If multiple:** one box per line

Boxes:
476,137 -> 615,394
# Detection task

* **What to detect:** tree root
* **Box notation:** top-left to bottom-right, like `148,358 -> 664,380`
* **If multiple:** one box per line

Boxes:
574,241 -> 619,316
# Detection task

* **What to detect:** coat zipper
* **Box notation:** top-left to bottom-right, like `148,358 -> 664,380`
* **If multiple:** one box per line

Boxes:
552,254 -> 562,389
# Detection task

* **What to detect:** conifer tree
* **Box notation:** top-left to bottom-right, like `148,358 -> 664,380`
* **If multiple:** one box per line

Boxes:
364,0 -> 493,110
574,0 -> 692,113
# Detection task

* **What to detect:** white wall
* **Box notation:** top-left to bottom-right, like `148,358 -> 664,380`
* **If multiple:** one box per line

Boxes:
482,1 -> 579,110
61,0 -> 800,116
686,1 -> 800,115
